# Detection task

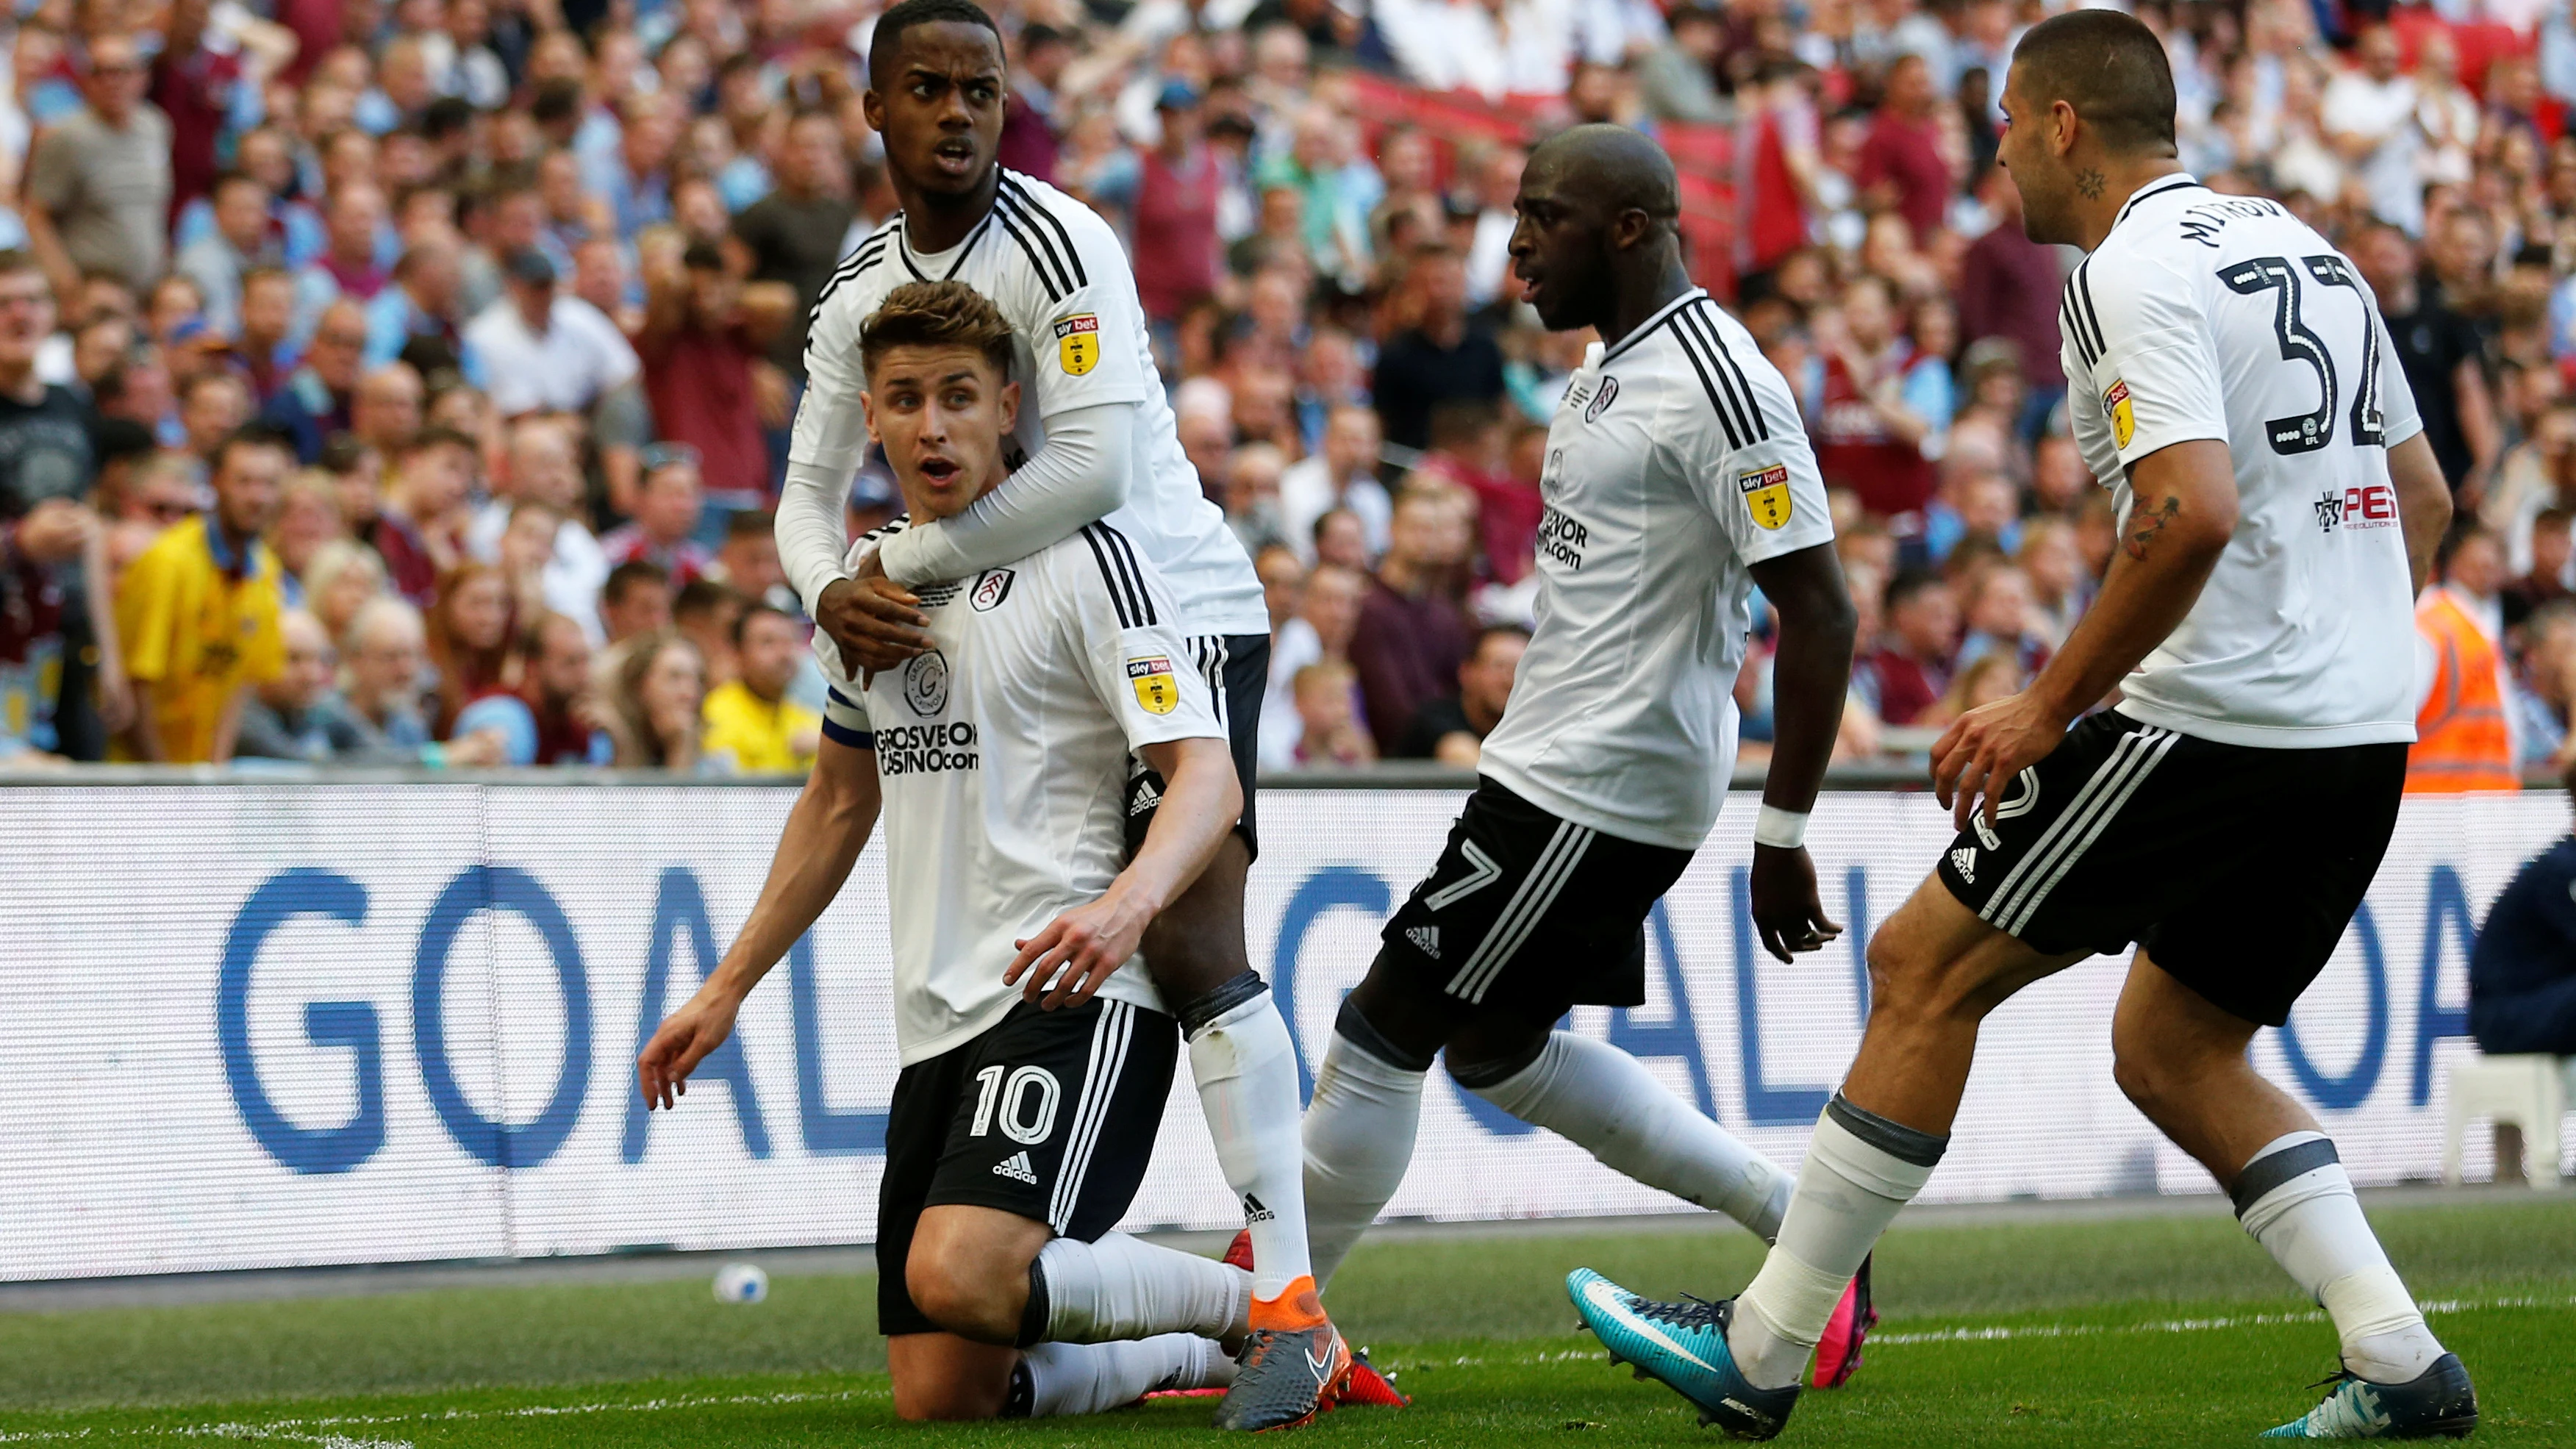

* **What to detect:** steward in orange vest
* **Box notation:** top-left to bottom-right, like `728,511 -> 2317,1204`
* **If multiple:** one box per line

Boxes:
2408,531 -> 2519,793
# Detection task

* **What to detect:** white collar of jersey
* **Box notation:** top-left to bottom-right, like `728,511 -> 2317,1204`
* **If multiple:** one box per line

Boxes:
1598,287 -> 1710,364
898,211 -> 997,282
2110,173 -> 2208,235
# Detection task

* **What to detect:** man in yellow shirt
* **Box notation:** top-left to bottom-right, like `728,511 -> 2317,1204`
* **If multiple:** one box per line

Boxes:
115,424 -> 293,762
701,602 -> 819,774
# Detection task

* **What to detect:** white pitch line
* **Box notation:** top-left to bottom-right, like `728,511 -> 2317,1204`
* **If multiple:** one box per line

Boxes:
0,1387 -> 888,1445
7,1296 -> 2569,1442
1869,1294 -> 2571,1348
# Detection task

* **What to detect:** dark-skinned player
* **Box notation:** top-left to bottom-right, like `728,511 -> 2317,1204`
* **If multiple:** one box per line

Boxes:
1287,121 -> 1876,1390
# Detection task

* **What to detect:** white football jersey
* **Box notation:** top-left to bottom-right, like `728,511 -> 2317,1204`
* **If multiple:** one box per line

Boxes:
1478,290 -> 1836,851
782,171 -> 1265,637
816,515 -> 1222,1065
2064,175 -> 2424,748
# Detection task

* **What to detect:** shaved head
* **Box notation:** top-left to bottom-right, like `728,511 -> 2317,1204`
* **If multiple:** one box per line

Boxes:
1526,124 -> 1681,225
2008,9 -> 2177,158
1509,125 -> 1689,334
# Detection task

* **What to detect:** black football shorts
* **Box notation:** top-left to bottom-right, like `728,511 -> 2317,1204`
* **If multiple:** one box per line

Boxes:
1935,709 -> 2406,1026
876,997 -> 1178,1337
1372,778 -> 1695,1022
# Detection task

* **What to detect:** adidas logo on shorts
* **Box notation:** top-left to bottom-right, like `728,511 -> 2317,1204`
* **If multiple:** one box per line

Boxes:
1950,845 -> 1978,884
1243,1192 -> 1275,1224
1129,779 -> 1162,816
1406,925 -> 1440,960
992,1151 -> 1039,1184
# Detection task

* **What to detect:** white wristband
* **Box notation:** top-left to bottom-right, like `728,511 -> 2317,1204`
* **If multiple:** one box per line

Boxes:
1753,805 -> 1808,850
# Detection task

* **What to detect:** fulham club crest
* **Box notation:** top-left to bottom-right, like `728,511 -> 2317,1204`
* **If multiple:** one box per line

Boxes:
970,568 -> 1014,611
1584,375 -> 1620,423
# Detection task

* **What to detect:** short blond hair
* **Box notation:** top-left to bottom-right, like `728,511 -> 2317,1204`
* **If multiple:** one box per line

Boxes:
859,279 -> 1015,381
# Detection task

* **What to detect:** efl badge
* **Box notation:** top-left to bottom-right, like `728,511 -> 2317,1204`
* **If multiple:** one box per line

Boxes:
902,649 -> 950,718
1128,655 -> 1178,715
1738,463 -> 1793,531
1054,314 -> 1101,376
2103,379 -> 2135,448
970,568 -> 1014,611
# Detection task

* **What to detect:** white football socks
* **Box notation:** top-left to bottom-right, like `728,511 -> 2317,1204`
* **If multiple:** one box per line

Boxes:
1464,1031 -> 1792,1242
2234,1131 -> 2442,1384
1300,1028 -> 1425,1290
1731,1095 -> 1945,1390
1017,1334 -> 1235,1417
1033,1232 -> 1251,1344
1186,988 -> 1315,1300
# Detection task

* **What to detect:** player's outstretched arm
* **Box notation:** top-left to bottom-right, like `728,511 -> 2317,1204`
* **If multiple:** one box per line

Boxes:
1745,541 -> 1860,962
2387,432 -> 2452,596
639,735 -> 883,1109
1005,734 -> 1241,1011
1934,437 -> 2239,829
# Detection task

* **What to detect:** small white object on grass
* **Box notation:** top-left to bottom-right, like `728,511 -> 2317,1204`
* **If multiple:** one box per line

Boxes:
713,1262 -> 770,1304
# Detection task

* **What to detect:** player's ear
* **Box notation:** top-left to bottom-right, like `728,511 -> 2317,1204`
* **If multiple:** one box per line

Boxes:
860,87 -> 885,135
860,386 -> 881,445
998,378 -> 1020,434
2050,97 -> 2081,158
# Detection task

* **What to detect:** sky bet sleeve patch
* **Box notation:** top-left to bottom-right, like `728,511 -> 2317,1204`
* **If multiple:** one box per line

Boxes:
2103,379 -> 2136,448
1054,314 -> 1101,376
1739,463 -> 1793,530
1127,654 -> 1178,714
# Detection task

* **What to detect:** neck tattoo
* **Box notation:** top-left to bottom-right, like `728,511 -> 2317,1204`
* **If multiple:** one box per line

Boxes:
2075,168 -> 2108,200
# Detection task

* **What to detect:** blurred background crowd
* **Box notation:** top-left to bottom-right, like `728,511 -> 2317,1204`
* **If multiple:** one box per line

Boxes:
0,0 -> 2569,780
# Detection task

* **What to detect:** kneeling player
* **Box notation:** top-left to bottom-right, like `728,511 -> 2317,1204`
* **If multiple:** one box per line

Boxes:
640,281 -> 1270,1423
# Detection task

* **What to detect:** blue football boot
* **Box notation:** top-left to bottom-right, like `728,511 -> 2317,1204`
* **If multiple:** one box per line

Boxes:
2260,1353 -> 2477,1439
1567,1268 -> 1800,1439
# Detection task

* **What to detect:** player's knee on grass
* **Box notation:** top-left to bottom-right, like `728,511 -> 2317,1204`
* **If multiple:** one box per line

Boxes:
906,1206 -> 1050,1345
887,1334 -> 1021,1422
1137,834 -> 1252,1003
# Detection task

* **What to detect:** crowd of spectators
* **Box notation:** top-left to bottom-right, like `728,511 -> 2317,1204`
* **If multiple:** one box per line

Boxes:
6,0 -> 2576,778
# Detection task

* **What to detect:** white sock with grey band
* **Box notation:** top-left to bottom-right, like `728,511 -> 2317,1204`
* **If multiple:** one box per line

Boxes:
1300,1005 -> 1431,1289
1178,975 -> 1315,1301
2234,1131 -> 2442,1384
1730,1093 -> 1946,1390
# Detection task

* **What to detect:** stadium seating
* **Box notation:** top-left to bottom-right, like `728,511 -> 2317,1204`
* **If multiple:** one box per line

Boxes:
2441,1052 -> 2574,1188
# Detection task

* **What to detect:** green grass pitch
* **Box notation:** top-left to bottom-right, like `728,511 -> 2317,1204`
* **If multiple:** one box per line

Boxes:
0,1197 -> 2567,1445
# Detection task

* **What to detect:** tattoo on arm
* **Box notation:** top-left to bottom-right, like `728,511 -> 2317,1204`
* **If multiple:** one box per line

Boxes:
2123,493 -> 2180,560
2076,168 -> 2107,199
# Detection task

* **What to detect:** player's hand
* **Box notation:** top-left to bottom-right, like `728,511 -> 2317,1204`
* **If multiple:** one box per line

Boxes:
1748,842 -> 1842,964
637,984 -> 743,1110
1931,689 -> 2067,831
815,553 -> 931,679
1006,884 -> 1155,1010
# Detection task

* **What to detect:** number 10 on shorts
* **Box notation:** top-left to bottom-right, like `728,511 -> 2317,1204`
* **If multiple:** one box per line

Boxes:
970,1065 -> 1062,1145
